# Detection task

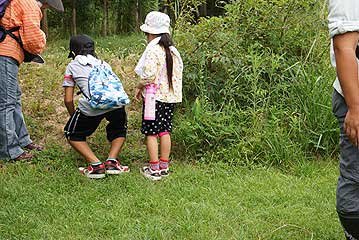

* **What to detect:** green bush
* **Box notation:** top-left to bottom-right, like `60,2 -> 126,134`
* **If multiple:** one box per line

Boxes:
172,0 -> 337,167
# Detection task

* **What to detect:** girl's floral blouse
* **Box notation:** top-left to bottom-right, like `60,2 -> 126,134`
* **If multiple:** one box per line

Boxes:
140,44 -> 183,103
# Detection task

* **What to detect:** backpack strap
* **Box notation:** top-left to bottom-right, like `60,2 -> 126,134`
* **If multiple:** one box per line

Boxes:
0,0 -> 21,44
0,25 -> 20,43
76,59 -> 105,100
2,26 -> 20,43
76,88 -> 90,100
75,82 -> 90,100
76,61 -> 99,100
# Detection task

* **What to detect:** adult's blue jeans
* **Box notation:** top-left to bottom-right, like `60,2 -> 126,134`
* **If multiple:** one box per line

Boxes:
0,56 -> 32,160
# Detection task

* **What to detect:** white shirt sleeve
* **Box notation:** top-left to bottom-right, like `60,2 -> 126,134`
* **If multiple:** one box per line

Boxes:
328,0 -> 359,38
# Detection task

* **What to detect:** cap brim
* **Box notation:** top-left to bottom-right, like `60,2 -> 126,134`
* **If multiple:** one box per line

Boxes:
47,0 -> 64,12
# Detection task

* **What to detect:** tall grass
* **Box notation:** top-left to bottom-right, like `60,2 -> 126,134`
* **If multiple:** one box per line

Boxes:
172,0 -> 337,168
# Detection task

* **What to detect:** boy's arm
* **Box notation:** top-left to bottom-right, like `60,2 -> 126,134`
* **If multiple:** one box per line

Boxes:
64,87 -> 75,116
333,31 -> 359,146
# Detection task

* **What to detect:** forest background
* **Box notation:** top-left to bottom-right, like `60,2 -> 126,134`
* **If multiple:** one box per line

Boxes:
0,0 -> 343,239
42,0 -> 337,169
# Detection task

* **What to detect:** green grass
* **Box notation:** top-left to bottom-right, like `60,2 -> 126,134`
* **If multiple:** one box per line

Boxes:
0,35 -> 344,239
0,151 -> 342,239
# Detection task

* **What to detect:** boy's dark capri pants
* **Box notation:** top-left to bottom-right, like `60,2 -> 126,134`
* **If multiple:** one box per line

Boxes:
64,107 -> 127,142
332,89 -> 359,240
141,100 -> 175,136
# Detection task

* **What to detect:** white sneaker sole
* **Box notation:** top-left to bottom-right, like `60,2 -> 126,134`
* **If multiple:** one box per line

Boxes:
79,167 -> 106,179
86,173 -> 106,179
140,168 -> 161,181
106,169 -> 130,175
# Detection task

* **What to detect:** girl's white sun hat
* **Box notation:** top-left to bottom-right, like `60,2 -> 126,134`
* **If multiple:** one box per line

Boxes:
140,11 -> 171,35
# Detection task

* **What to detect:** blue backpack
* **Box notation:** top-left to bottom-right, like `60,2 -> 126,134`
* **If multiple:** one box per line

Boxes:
87,63 -> 130,110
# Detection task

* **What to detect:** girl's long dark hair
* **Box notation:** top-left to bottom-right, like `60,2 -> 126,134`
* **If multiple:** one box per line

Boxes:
158,33 -> 173,91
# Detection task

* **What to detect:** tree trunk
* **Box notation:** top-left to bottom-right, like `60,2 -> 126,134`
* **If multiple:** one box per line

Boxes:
199,4 -> 207,17
71,0 -> 77,35
160,0 -> 169,14
116,0 -> 122,33
41,9 -> 48,37
135,0 -> 140,29
102,0 -> 109,36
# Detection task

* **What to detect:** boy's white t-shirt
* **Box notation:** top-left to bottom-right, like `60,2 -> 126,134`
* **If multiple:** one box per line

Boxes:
63,55 -> 117,116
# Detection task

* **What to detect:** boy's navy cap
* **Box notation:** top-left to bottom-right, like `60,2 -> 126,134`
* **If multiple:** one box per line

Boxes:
68,34 -> 94,58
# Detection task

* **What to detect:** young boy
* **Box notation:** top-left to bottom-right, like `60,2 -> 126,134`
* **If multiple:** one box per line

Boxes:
63,34 -> 129,179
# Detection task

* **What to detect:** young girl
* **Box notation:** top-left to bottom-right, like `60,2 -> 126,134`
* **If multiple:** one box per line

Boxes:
135,11 -> 183,180
63,34 -> 130,179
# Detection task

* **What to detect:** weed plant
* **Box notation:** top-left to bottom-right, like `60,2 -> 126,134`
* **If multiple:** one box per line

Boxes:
173,0 -> 337,168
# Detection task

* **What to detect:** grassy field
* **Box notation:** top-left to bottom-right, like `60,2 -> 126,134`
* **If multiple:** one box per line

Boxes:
0,35 -> 344,239
0,153 -> 342,239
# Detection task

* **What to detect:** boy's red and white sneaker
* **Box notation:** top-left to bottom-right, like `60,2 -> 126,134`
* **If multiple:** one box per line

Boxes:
104,159 -> 130,175
141,166 -> 161,181
79,164 -> 106,179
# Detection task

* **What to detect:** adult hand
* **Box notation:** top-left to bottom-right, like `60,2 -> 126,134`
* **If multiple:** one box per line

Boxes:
344,107 -> 359,146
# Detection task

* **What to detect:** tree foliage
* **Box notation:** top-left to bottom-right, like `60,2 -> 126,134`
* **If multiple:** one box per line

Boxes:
45,0 -> 221,37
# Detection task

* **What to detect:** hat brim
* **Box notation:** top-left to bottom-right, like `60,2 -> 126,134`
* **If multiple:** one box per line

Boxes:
140,24 -> 170,35
47,0 -> 64,12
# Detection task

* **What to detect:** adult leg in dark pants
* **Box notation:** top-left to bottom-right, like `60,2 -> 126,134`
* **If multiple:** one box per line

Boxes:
333,89 -> 359,240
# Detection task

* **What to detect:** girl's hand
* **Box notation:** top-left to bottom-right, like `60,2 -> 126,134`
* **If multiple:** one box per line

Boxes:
135,82 -> 145,102
135,87 -> 143,102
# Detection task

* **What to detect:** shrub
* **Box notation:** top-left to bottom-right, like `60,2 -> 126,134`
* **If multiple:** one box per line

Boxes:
172,0 -> 337,167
